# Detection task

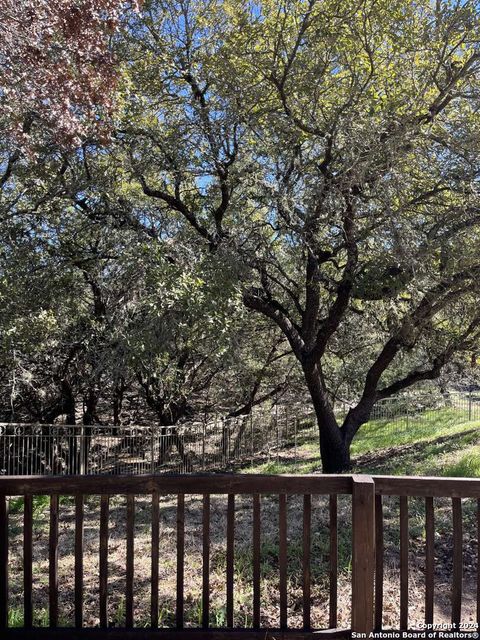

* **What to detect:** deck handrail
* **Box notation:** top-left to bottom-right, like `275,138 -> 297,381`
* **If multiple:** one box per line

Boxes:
0,473 -> 479,637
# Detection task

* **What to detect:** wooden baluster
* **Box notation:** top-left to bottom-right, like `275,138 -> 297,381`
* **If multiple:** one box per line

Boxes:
375,494 -> 384,631
400,495 -> 409,630
329,494 -> 338,629
176,494 -> 185,630
75,495 -> 84,628
253,494 -> 261,629
303,494 -> 311,631
226,494 -> 235,627
0,495 -> 8,630
452,497 -> 463,626
49,494 -> 59,627
425,497 -> 434,626
99,495 -> 109,628
151,491 -> 159,629
24,494 -> 33,628
279,493 -> 287,630
351,476 -> 375,634
477,499 -> 480,629
202,494 -> 210,629
126,495 -> 135,628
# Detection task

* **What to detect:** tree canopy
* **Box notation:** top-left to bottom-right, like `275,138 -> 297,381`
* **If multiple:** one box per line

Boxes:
2,0 -> 480,471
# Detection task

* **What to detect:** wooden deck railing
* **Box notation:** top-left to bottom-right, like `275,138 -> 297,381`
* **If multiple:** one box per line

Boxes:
0,473 -> 478,638
373,476 -> 480,632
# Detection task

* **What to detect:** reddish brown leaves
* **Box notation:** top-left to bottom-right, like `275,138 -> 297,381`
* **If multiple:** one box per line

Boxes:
0,0 -> 140,146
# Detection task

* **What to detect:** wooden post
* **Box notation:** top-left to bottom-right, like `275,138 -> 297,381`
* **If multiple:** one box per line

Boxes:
329,495 -> 338,629
375,494 -> 384,631
352,475 -> 375,634
252,494 -> 261,629
202,494 -> 210,629
452,497 -> 463,625
49,495 -> 59,627
99,495 -> 109,628
176,494 -> 185,629
151,491 -> 160,629
74,495 -> 84,628
0,495 -> 8,630
125,495 -> 135,628
24,494 -> 33,628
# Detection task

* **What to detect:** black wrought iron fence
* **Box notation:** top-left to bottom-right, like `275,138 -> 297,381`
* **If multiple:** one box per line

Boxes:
1,390 -> 479,475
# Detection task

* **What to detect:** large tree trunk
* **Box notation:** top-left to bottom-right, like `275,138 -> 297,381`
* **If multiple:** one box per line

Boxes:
302,360 -> 351,473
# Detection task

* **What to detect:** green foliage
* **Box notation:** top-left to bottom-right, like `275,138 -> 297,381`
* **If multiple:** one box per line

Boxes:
115,0 -> 480,460
3,0 -> 480,469
8,495 -> 50,516
248,407 -> 480,476
351,409 -> 478,456
8,608 -> 24,628
443,448 -> 480,477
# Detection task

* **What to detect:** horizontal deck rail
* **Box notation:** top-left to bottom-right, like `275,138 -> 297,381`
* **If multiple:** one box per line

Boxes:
0,473 -> 479,638
374,475 -> 480,497
0,630 -> 350,639
0,473 -> 353,496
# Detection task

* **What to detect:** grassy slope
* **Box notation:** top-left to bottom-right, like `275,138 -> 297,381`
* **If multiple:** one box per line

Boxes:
245,407 -> 480,477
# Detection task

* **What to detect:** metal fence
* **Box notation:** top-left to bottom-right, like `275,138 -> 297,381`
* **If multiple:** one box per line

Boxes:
0,404 -> 314,476
1,389 -> 479,475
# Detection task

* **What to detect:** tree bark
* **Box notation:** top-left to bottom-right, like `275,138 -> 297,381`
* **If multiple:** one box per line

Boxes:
302,360 -> 350,473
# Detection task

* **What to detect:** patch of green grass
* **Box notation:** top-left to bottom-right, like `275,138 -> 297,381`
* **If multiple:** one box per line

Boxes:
25,608 -> 49,627
211,604 -> 227,627
8,607 -> 23,627
352,408 -> 478,456
246,406 -> 480,477
359,427 -> 480,476
443,447 -> 480,477
7,494 -> 75,515
245,457 -> 320,475
8,494 -> 50,515
112,597 -> 126,627
158,604 -> 175,627
8,606 -> 68,628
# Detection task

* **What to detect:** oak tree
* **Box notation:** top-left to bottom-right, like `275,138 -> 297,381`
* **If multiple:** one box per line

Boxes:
120,0 -> 480,471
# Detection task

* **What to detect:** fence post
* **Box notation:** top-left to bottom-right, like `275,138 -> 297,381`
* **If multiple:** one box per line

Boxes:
276,405 -> 280,463
406,393 -> 410,431
469,388 -> 472,422
228,420 -> 232,464
285,406 -> 289,444
80,424 -> 85,475
294,417 -> 298,465
0,495 -> 8,629
352,475 -> 375,634
151,428 -> 155,474
202,421 -> 206,471
250,413 -> 254,468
